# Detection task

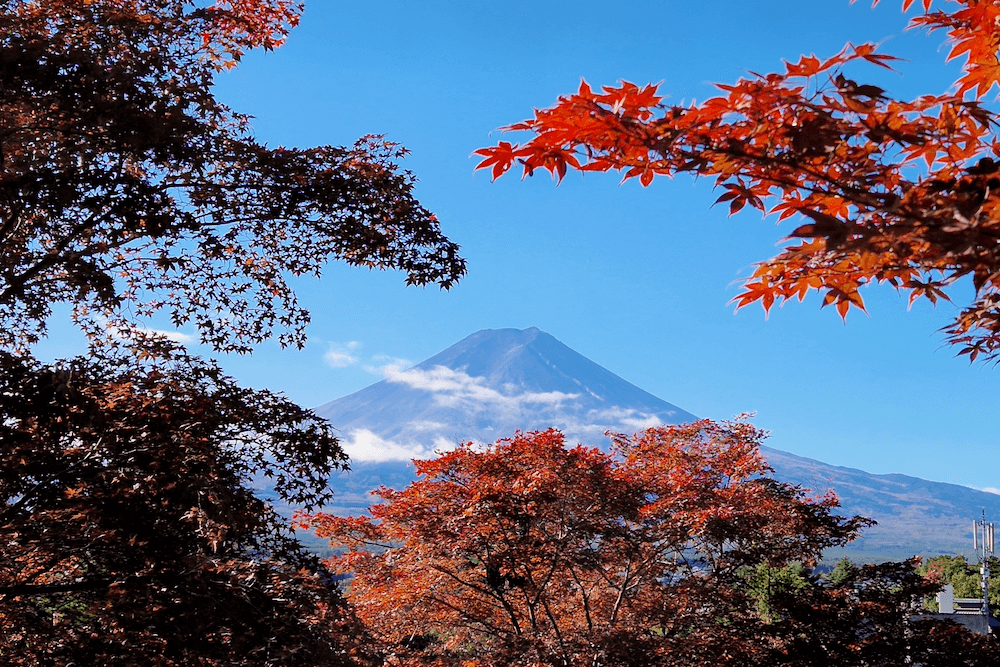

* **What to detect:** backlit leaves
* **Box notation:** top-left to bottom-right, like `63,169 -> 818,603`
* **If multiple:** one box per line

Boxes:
480,0 -> 1000,361
0,0 -> 465,354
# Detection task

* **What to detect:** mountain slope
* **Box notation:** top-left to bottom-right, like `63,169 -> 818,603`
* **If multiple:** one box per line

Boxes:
315,327 -> 696,458
312,327 -> 995,561
762,446 -> 1000,559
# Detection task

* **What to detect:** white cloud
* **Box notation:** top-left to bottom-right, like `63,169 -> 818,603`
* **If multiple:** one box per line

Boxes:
384,365 -> 578,416
364,354 -> 413,376
324,341 -> 361,368
433,435 -> 464,452
324,351 -> 357,367
550,418 -> 611,440
341,428 -> 455,462
108,323 -> 195,344
148,328 -> 196,344
410,420 -> 449,432
589,406 -> 663,431
981,487 -> 1000,496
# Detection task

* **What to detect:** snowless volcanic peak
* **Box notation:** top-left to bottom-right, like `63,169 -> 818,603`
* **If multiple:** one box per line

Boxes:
315,327 -> 696,462
311,328 -> 1000,559
317,328 -> 1000,562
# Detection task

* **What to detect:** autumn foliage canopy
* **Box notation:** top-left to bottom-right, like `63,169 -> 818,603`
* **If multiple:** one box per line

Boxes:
0,0 -> 461,664
0,0 -> 464,354
301,421 -> 1000,666
299,421 -> 877,667
0,350 -> 367,666
7,0 -> 1000,664
477,0 -> 1000,361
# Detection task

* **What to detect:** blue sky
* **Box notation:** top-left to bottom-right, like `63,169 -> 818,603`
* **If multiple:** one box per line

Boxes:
41,1 -> 1000,492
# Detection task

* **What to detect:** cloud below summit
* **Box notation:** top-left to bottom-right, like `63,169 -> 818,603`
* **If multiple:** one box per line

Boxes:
316,328 -> 696,462
335,365 -> 668,462
340,428 -> 450,463
384,365 -> 579,414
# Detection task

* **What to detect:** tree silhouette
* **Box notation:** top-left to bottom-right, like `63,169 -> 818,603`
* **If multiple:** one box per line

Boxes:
0,1 -> 464,664
1,0 -> 464,354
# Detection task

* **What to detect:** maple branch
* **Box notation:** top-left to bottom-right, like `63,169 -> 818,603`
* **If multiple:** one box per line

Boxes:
705,143 -> 905,209
0,447 -> 102,524
0,577 -> 116,597
0,204 -> 122,305
538,594 -> 569,662
567,565 -> 595,632
422,593 -> 508,639
429,564 -> 523,635
609,556 -> 633,626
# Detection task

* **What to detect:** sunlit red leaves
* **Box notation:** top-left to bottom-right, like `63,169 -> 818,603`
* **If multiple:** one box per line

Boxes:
910,0 -> 1000,97
475,80 -> 667,183
200,0 -> 302,65
302,421 -> 864,667
848,41 -> 903,71
480,0 -> 1000,360
472,141 -> 529,181
783,43 -> 900,79
714,180 -> 766,215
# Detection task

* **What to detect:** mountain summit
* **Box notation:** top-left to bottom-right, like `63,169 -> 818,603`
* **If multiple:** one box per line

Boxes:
315,327 -> 696,461
311,327 -> 1000,560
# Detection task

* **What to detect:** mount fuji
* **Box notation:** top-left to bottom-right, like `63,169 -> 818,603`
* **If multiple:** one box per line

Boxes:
315,327 -> 696,461
310,327 -> 1000,561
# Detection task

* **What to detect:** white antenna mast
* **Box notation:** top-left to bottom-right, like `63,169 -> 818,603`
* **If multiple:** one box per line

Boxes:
973,511 -> 995,617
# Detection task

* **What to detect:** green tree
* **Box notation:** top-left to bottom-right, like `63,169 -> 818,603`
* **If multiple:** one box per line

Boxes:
920,555 -> 1000,614
825,557 -> 857,586
740,562 -> 811,623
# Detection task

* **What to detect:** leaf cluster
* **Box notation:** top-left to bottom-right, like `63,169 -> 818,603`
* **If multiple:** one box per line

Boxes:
0,349 -> 370,665
0,1 -> 467,663
300,419 -> 885,667
0,0 -> 464,354
477,0 -> 1000,360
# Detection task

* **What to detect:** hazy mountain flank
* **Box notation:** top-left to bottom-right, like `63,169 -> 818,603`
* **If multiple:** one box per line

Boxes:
315,327 -> 695,459
313,327 -> 999,561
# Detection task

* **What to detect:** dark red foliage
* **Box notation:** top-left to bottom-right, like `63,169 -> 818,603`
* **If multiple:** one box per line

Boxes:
0,0 -> 464,354
300,421 -> 888,667
0,350 -> 372,666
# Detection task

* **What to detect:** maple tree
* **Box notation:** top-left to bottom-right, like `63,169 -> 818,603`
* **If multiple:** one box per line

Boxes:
0,0 -> 464,664
0,349 -> 374,666
300,423 -> 1000,666
477,0 -> 1000,361
1,0 -> 464,354
299,420 -> 886,667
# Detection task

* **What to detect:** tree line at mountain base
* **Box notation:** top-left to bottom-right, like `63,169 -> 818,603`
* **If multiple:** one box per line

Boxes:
297,423 -> 1000,667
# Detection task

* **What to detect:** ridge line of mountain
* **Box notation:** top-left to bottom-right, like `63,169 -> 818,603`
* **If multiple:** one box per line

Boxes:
308,327 -> 996,560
